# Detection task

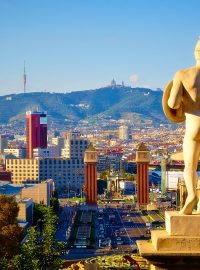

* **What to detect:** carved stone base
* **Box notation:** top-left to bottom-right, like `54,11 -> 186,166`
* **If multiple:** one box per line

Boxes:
137,211 -> 200,269
137,240 -> 200,270
152,230 -> 200,252
165,211 -> 200,236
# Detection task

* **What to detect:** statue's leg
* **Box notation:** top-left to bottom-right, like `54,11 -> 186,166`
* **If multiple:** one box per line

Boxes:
196,186 -> 200,214
195,142 -> 200,213
179,137 -> 200,215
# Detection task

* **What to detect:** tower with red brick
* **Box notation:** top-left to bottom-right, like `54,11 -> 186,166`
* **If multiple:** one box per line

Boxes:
84,143 -> 97,205
136,142 -> 150,207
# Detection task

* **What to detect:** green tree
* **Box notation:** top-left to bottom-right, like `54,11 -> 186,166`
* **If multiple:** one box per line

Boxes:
12,206 -> 63,270
126,173 -> 135,181
19,227 -> 41,270
0,257 -> 9,270
99,169 -> 110,180
50,197 -> 60,215
0,200 -> 63,269
41,207 -> 63,270
0,195 -> 19,227
0,195 -> 23,259
33,203 -> 48,226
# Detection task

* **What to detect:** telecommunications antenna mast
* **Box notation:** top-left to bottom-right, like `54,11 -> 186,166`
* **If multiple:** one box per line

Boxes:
23,61 -> 27,93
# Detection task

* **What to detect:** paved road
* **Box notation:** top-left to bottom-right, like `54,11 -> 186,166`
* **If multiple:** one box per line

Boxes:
56,205 -> 75,242
98,205 -> 150,254
58,203 -> 164,260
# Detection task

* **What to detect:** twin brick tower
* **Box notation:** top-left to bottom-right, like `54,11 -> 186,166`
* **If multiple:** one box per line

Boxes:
84,143 -> 98,205
136,142 -> 150,207
26,110 -> 149,207
83,141 -> 150,207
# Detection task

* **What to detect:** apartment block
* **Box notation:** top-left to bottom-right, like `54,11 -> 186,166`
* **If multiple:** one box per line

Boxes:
21,179 -> 54,206
61,131 -> 88,159
4,148 -> 26,158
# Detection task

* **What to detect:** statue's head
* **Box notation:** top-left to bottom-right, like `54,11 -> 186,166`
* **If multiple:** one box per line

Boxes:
194,37 -> 200,61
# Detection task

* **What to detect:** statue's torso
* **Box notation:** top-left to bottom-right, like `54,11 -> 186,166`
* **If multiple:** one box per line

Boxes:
180,67 -> 200,114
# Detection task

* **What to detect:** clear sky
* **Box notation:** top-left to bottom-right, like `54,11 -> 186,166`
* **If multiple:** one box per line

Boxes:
0,0 -> 200,95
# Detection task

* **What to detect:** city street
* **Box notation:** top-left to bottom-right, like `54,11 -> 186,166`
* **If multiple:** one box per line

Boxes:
56,201 -> 165,260
56,205 -> 75,243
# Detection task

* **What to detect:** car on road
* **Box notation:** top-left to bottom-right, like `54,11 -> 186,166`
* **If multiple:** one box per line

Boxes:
116,240 -> 124,245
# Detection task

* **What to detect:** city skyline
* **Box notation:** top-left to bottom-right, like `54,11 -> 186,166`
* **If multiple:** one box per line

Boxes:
0,0 -> 200,95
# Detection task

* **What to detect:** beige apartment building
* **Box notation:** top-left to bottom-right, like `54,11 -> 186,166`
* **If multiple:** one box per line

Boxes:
21,179 -> 54,206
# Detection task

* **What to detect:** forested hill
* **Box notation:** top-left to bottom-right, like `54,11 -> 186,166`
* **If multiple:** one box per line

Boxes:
0,86 -> 165,124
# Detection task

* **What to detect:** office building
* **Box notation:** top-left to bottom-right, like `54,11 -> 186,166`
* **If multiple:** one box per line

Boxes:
33,146 -> 60,158
84,143 -> 97,205
136,142 -> 150,207
61,131 -> 88,159
33,148 -> 51,158
118,125 -> 131,140
51,136 -> 65,147
0,154 -> 5,165
39,159 -> 84,192
6,158 -> 85,192
4,148 -> 26,158
26,111 -> 47,159
0,135 -> 8,154
97,154 -> 121,172
51,137 -> 65,155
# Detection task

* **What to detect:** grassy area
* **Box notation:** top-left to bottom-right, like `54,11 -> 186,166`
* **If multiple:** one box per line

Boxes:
142,211 -> 155,222
68,210 -> 96,249
67,197 -> 85,203
124,198 -> 134,203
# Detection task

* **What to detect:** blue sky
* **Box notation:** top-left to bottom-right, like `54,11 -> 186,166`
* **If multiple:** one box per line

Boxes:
0,0 -> 200,95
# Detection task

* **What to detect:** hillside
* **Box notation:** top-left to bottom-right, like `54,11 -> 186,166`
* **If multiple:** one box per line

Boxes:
0,86 -> 165,124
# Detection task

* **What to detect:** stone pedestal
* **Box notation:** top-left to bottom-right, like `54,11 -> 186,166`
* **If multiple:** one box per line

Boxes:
165,211 -> 200,236
137,211 -> 200,269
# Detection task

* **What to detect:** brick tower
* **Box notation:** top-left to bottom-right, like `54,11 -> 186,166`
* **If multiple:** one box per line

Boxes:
136,142 -> 150,208
84,143 -> 97,205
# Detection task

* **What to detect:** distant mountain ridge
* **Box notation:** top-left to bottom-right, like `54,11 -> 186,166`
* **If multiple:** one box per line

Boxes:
0,86 -> 165,124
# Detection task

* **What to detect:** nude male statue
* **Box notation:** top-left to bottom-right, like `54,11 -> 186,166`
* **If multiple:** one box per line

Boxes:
163,38 -> 200,215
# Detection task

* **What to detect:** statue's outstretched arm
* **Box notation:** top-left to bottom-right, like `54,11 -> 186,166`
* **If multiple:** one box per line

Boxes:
168,71 -> 183,109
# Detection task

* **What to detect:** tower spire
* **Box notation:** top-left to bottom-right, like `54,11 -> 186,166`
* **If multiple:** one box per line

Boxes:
23,61 -> 27,93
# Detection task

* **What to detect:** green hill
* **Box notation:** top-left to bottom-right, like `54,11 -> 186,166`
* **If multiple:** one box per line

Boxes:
0,86 -> 165,124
